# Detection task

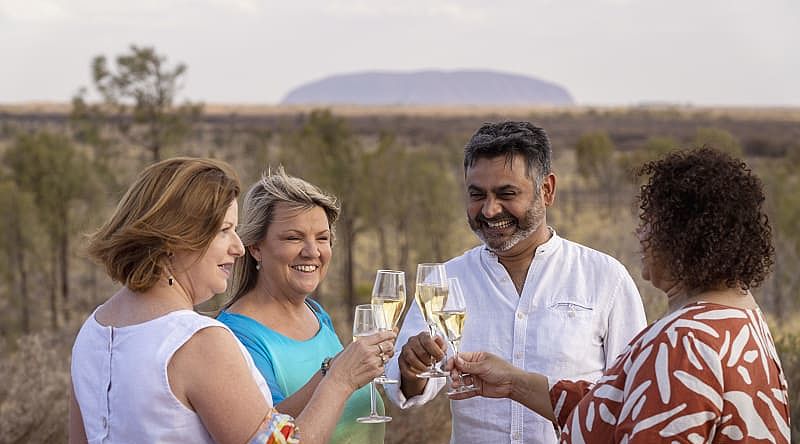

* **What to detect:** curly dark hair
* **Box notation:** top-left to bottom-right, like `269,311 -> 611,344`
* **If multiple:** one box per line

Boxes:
637,147 -> 774,291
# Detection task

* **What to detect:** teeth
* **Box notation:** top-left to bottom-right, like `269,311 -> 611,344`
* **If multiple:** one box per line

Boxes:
292,265 -> 318,272
486,219 -> 514,229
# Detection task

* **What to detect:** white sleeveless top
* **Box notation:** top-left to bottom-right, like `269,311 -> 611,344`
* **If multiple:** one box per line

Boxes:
71,308 -> 273,444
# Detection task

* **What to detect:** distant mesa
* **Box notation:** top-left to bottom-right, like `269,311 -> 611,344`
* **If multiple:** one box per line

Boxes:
281,70 -> 574,106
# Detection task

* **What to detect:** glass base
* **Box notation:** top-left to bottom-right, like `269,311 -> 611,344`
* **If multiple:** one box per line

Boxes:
356,415 -> 392,423
447,384 -> 478,395
417,368 -> 449,379
374,375 -> 399,384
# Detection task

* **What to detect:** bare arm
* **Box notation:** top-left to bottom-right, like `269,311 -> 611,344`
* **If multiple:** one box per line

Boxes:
448,352 -> 555,422
68,382 -> 88,444
274,372 -> 323,417
293,331 -> 395,443
173,327 -> 272,444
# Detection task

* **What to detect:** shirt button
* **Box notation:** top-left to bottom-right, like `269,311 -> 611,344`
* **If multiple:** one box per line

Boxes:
517,312 -> 525,319
102,416 -> 108,429
515,352 -> 523,359
512,432 -> 522,440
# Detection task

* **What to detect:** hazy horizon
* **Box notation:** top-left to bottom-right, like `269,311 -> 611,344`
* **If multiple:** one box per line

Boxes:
1,0 -> 798,107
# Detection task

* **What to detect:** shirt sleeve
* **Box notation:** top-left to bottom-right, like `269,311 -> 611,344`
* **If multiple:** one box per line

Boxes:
383,298 -> 447,408
549,379 -> 594,429
604,267 -> 646,369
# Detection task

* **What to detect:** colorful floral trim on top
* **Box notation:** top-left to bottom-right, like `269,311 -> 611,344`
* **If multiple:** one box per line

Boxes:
248,409 -> 299,444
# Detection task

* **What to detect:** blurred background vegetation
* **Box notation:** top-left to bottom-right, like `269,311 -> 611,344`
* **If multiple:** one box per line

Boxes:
1,46 -> 798,443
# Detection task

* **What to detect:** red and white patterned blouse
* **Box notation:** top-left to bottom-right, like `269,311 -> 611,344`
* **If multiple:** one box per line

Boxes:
549,302 -> 790,443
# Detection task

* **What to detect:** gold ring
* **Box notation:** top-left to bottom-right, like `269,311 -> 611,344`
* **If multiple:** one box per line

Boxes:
377,343 -> 385,355
380,354 -> 387,365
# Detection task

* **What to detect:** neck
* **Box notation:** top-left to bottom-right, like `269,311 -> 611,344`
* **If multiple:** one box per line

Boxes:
234,279 -> 308,316
495,225 -> 551,270
494,226 -> 552,295
666,284 -> 755,313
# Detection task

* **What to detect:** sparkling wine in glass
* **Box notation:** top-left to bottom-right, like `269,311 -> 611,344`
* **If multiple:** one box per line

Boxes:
353,304 -> 392,423
438,277 -> 477,394
414,263 -> 449,378
371,270 -> 406,384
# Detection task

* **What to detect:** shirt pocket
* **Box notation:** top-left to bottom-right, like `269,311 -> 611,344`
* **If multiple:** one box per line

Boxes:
533,299 -> 597,374
547,301 -> 594,320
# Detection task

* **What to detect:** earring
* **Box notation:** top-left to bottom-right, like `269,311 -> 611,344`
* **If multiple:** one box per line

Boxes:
255,261 -> 262,271
168,276 -> 174,286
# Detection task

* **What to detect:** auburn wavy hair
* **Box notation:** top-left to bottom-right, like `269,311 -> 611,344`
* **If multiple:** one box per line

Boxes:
636,147 -> 774,291
87,157 -> 240,293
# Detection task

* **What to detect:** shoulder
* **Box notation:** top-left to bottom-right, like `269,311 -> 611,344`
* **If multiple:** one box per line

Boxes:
559,238 -> 626,270
445,245 -> 483,268
306,298 -> 335,328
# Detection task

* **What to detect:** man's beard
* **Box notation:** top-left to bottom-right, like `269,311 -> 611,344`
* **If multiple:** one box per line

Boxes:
469,200 -> 545,253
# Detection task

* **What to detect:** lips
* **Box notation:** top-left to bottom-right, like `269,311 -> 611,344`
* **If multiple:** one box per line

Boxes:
218,263 -> 233,277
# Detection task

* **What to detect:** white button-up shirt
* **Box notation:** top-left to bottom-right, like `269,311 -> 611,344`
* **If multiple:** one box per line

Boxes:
385,230 -> 646,444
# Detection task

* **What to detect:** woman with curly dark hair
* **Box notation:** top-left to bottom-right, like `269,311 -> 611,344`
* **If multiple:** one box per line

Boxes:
447,147 -> 790,443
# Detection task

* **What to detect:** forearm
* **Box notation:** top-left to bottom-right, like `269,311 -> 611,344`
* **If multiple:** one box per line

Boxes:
509,370 -> 556,422
293,378 -> 351,444
275,372 -> 323,417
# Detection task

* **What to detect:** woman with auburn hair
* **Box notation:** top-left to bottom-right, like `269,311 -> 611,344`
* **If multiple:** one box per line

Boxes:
448,148 -> 790,443
70,157 -> 394,444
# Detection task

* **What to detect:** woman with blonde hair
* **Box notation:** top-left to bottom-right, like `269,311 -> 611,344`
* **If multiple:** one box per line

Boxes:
70,157 -> 394,444
219,167 -> 388,443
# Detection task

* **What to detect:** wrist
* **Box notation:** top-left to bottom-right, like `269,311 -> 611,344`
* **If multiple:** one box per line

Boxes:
320,356 -> 333,376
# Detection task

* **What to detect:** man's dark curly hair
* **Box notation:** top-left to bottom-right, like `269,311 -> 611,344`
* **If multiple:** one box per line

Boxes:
637,147 -> 774,291
464,121 -> 551,186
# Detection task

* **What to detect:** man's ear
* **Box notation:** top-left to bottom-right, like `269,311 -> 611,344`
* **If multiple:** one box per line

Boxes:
541,173 -> 557,206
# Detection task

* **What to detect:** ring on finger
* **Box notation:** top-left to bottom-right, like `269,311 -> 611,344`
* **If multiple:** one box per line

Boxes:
377,343 -> 385,355
380,354 -> 388,365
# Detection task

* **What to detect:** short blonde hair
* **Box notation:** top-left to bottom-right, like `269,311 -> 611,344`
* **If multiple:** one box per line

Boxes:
87,157 -> 241,292
226,166 -> 340,306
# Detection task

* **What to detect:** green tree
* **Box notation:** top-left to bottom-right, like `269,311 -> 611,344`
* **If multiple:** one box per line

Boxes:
4,132 -> 101,328
72,45 -> 202,161
575,131 -> 621,209
618,136 -> 678,184
693,127 -> 742,156
0,181 -> 39,334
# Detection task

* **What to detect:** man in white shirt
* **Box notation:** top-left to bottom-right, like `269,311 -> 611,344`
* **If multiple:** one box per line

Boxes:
384,121 -> 646,444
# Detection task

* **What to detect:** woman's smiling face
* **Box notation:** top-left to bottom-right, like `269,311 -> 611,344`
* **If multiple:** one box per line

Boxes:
251,203 -> 333,299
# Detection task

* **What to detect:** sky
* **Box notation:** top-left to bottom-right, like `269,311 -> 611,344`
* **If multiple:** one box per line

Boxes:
1,0 -> 798,106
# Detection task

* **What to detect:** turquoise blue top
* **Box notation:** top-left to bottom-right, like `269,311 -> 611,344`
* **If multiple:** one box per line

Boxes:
218,300 -> 384,444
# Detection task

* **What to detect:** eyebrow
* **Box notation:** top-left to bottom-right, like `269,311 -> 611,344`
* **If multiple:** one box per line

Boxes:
467,184 -> 519,192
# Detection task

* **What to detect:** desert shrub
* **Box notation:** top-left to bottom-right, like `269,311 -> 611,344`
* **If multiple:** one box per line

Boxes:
774,333 -> 800,442
0,325 -> 76,444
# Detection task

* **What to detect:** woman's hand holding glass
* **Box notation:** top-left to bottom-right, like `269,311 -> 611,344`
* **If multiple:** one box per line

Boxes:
352,304 -> 393,423
370,270 -> 407,384
328,327 -> 395,393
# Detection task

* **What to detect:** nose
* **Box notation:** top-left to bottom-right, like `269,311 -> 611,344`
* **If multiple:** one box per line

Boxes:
481,196 -> 503,219
300,239 -> 321,258
230,232 -> 245,257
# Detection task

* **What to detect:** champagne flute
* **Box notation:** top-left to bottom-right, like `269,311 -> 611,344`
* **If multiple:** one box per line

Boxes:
353,304 -> 392,423
371,270 -> 406,384
438,277 -> 477,394
414,263 -> 450,378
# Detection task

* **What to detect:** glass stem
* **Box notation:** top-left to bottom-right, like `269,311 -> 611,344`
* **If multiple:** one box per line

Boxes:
369,381 -> 377,415
427,324 -> 438,368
